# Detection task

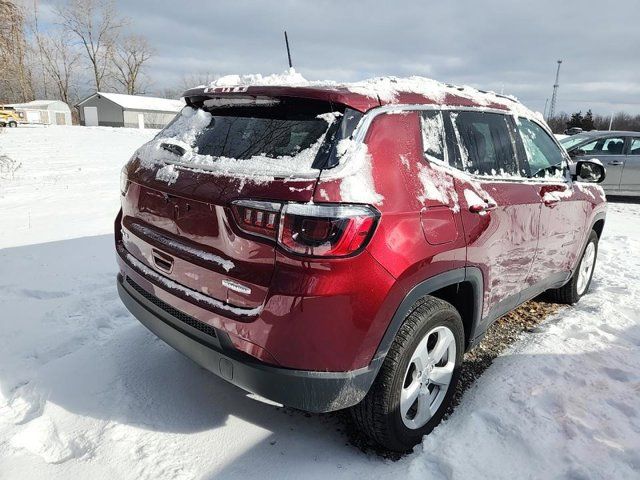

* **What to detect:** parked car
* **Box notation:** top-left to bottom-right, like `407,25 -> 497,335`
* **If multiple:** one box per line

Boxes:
564,126 -> 584,136
0,106 -> 21,127
115,80 -> 607,452
561,130 -> 640,196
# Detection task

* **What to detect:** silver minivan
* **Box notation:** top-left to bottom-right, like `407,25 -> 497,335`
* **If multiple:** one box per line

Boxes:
561,131 -> 640,196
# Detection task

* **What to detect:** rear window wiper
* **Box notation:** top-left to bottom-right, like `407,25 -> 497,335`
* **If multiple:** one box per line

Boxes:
160,142 -> 186,157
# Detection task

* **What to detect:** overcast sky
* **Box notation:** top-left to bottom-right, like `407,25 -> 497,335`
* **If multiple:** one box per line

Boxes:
42,0 -> 640,115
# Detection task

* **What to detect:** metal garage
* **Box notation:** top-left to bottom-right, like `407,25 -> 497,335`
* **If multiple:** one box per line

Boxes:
76,92 -> 184,128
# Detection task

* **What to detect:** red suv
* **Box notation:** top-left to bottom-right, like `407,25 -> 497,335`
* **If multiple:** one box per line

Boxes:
115,79 -> 606,452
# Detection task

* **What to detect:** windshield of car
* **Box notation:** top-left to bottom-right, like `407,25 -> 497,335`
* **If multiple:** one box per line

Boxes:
560,134 -> 592,150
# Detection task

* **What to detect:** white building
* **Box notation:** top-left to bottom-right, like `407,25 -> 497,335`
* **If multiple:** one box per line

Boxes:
8,100 -> 72,125
76,92 -> 184,129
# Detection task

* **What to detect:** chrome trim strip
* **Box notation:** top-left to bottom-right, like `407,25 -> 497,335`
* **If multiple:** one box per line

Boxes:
222,279 -> 252,295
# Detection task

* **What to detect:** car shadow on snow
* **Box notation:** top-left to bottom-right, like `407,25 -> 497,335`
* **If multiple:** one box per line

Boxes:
0,235 -> 371,460
606,195 -> 640,204
4,234 -> 633,478
202,323 -> 640,480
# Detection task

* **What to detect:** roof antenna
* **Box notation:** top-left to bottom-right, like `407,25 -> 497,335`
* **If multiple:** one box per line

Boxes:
284,31 -> 293,69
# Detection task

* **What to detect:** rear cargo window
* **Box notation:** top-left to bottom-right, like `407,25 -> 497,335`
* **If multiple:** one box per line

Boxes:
420,111 -> 447,164
152,98 -> 355,178
189,115 -> 327,159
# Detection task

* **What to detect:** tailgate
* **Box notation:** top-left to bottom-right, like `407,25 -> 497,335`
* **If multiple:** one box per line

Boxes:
120,170 -> 317,311
118,95 -> 350,312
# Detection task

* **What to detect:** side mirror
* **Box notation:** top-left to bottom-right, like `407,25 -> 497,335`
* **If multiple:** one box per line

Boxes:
574,160 -> 606,183
569,148 -> 585,157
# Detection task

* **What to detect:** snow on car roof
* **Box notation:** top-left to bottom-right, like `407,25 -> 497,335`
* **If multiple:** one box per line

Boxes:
86,92 -> 184,112
189,68 -> 541,120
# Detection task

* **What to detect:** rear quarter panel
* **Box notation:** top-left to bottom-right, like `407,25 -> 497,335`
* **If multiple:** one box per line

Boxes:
313,111 -> 466,366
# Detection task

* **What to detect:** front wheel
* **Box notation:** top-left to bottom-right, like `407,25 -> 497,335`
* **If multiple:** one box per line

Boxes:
350,296 -> 464,452
8,121 -> 17,128
546,230 -> 598,304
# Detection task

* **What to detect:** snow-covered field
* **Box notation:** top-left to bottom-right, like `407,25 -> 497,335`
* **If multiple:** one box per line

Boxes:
0,126 -> 638,479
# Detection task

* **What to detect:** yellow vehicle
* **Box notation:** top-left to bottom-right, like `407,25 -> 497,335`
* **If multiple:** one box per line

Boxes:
0,106 -> 22,127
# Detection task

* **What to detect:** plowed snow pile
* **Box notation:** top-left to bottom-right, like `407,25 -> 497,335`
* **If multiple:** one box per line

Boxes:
0,126 -> 638,479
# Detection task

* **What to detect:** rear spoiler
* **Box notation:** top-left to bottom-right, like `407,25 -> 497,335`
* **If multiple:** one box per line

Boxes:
182,85 -> 381,113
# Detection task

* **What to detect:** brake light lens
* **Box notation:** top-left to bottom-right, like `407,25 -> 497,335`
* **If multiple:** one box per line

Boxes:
278,203 -> 379,257
231,200 -> 379,257
231,200 -> 281,240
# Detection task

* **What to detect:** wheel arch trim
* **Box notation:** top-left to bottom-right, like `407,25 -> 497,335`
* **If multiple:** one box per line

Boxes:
372,267 -> 484,365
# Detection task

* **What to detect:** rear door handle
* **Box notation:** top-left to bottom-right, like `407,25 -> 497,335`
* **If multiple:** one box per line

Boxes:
608,160 -> 624,166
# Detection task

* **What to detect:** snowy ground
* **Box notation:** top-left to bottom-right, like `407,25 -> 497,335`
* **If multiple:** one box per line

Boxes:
0,126 -> 638,479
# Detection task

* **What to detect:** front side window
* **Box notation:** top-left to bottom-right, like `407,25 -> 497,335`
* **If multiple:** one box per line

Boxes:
449,111 -> 519,176
630,138 -> 640,155
516,118 -> 565,178
579,136 -> 626,156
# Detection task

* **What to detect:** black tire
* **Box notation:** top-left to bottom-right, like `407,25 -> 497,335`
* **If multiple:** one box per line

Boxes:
350,296 -> 464,452
546,230 -> 598,304
8,121 -> 17,128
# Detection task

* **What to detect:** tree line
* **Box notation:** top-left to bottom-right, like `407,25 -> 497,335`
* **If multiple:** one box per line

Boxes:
547,111 -> 640,134
1,0 -> 153,106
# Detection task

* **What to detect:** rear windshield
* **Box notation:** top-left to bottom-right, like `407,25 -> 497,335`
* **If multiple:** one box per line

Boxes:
151,97 -> 362,177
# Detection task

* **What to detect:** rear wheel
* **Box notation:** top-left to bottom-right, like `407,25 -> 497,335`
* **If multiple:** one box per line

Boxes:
8,121 -> 17,128
546,230 -> 598,304
350,296 -> 464,452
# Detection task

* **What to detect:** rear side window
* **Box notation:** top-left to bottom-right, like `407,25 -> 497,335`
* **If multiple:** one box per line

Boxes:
516,118 -> 565,178
578,136 -> 626,155
449,111 -> 518,176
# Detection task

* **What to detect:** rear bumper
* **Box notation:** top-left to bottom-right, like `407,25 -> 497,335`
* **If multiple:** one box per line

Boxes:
117,273 -> 379,412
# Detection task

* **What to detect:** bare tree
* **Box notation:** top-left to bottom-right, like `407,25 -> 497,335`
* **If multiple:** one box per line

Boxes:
56,0 -> 127,91
157,73 -> 217,100
0,0 -> 34,102
180,72 -> 218,90
112,35 -> 152,95
35,32 -> 81,104
29,3 -> 81,104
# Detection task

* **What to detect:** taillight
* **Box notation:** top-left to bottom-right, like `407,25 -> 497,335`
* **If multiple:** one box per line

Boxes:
231,200 -> 282,240
278,203 -> 379,257
231,200 -> 379,257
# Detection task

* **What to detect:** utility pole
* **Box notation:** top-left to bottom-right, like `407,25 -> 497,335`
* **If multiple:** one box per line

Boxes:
548,60 -> 562,120
543,98 -> 549,120
284,31 -> 293,69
